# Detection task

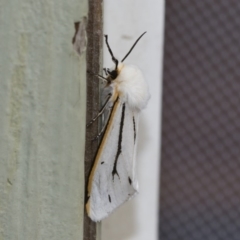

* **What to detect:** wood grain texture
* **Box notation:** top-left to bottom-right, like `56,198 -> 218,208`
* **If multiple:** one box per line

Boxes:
0,0 -> 87,239
84,0 -> 103,239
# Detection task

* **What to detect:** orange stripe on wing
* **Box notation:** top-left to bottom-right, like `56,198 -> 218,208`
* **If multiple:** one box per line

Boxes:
86,92 -> 120,214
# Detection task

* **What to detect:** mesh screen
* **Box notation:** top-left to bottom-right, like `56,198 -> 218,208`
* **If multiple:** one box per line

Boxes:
159,1 -> 240,240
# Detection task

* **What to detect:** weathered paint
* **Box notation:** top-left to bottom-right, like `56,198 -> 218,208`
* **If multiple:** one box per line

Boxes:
0,1 -> 87,239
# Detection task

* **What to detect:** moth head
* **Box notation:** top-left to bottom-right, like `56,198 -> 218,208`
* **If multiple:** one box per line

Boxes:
107,68 -> 118,80
104,32 -> 146,81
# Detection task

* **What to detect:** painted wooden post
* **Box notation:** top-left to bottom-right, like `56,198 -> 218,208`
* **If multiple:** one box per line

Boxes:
84,1 -> 103,240
0,0 -> 93,239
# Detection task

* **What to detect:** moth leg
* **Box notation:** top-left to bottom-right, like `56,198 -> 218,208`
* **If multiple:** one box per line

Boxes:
92,103 -> 113,141
87,70 -> 108,83
103,68 -> 108,76
95,74 -> 108,83
91,113 -> 109,141
87,94 -> 112,127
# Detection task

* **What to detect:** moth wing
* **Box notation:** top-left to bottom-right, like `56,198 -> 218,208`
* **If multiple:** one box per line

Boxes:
86,99 -> 139,222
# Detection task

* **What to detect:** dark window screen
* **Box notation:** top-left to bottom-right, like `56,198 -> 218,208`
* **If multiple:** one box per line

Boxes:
159,1 -> 240,240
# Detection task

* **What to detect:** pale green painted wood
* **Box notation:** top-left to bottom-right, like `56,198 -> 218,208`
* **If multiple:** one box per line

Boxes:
0,0 -> 87,239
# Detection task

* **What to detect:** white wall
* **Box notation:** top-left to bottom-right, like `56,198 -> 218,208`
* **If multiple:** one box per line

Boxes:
102,1 -> 165,240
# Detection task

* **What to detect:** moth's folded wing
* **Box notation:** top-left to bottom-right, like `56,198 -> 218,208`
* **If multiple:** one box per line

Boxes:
86,101 -> 139,222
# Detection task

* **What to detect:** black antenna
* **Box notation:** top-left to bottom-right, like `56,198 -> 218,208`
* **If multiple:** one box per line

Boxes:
121,31 -> 147,62
104,35 -> 118,70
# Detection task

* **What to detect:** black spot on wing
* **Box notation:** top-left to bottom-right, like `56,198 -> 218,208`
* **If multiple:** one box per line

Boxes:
133,116 -> 136,143
128,177 -> 132,185
112,103 -> 125,180
101,161 -> 104,164
108,194 -> 111,203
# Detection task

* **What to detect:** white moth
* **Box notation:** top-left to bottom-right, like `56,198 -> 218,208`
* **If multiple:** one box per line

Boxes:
86,32 -> 150,222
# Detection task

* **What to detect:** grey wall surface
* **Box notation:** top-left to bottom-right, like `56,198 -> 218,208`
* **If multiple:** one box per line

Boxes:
0,1 -> 87,239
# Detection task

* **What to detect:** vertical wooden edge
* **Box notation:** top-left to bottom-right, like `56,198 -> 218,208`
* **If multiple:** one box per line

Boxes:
84,0 -> 103,240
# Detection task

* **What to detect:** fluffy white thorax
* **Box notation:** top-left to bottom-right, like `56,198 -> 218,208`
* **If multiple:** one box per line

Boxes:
111,63 -> 150,111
